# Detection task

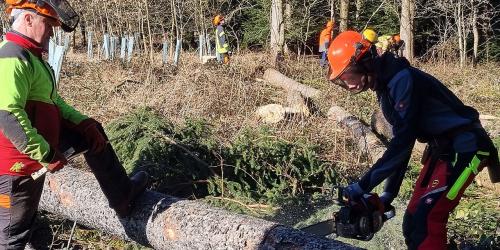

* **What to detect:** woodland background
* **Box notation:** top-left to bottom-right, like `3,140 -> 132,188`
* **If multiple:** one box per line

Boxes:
0,0 -> 499,249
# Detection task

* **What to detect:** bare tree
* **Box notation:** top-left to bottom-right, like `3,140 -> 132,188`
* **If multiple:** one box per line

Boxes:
271,0 -> 285,60
454,0 -> 470,67
328,0 -> 336,22
400,0 -> 415,61
471,0 -> 479,66
339,0 -> 349,31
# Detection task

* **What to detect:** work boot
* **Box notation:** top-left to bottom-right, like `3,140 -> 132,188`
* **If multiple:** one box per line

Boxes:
113,171 -> 149,218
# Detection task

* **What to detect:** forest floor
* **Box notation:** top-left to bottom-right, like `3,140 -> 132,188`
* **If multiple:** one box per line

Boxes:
29,51 -> 499,249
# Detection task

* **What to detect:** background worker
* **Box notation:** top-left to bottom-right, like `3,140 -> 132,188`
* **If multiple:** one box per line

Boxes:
375,33 -> 405,57
213,14 -> 230,64
318,19 -> 334,67
362,28 -> 378,44
390,34 -> 405,57
327,31 -> 499,249
375,34 -> 393,55
0,1 -> 148,248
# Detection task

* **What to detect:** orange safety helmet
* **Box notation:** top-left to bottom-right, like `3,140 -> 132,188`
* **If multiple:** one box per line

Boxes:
213,15 -> 224,26
5,0 -> 79,32
327,31 -> 372,80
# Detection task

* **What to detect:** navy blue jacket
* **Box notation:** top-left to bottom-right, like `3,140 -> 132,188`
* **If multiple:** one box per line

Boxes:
355,53 -> 480,201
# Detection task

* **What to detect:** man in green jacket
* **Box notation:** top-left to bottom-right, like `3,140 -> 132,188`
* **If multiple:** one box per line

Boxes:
0,1 -> 148,248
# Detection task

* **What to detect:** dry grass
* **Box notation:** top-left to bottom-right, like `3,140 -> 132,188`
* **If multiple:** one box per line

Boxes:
59,52 -> 500,180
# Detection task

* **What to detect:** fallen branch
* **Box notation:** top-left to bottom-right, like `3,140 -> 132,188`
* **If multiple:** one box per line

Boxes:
262,68 -> 321,98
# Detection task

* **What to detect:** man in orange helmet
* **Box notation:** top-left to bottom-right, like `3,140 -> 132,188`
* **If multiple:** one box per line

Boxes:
213,14 -> 230,64
0,1 -> 148,248
318,19 -> 334,67
327,31 -> 499,249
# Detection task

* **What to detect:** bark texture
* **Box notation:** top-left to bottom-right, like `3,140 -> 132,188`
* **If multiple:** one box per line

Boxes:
39,167 -> 358,250
270,0 -> 285,59
328,106 -> 386,162
400,0 -> 415,61
263,68 -> 321,98
339,0 -> 349,32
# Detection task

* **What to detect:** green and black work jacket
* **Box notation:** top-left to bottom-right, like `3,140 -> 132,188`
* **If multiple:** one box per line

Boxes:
0,31 -> 87,176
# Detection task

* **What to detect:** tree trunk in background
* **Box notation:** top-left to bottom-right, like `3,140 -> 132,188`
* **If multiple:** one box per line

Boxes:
455,0 -> 470,68
471,0 -> 479,66
400,0 -> 415,62
271,0 -> 285,61
284,2 -> 292,54
39,167 -> 357,250
356,0 -> 364,21
329,0 -> 335,22
80,18 -> 87,48
339,0 -> 349,31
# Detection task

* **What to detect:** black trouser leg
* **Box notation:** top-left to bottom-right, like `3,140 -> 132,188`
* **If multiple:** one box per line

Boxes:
59,123 -> 132,210
0,175 -> 45,250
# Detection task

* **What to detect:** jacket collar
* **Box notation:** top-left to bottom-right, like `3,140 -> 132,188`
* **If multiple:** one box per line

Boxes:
6,31 -> 44,58
373,53 -> 411,91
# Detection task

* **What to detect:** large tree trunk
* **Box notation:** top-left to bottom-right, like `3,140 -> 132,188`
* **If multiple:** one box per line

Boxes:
328,106 -> 387,162
39,167 -> 357,250
263,69 -> 321,98
270,0 -> 285,61
400,0 -> 415,62
339,0 -> 349,32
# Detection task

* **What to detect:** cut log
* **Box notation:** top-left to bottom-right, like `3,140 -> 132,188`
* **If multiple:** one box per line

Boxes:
201,55 -> 217,64
328,106 -> 386,162
263,68 -> 321,98
286,91 -> 311,117
39,167 -> 357,249
256,103 -> 310,124
255,104 -> 286,124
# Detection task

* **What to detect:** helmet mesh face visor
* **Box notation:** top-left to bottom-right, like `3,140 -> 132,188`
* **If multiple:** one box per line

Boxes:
44,0 -> 79,32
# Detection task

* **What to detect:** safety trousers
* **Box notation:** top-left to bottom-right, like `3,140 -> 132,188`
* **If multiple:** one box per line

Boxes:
402,149 -> 490,250
0,122 -> 132,249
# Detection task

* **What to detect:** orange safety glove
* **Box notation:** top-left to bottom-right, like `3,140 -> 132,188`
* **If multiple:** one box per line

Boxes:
74,118 -> 107,154
43,148 -> 68,173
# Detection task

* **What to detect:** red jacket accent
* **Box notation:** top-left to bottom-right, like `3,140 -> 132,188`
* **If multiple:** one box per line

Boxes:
0,34 -> 61,176
5,31 -> 44,57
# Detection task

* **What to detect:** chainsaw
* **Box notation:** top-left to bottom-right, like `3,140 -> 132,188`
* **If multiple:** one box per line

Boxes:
301,187 -> 395,241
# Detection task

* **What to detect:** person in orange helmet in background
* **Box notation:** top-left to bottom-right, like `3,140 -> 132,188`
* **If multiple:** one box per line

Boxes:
327,31 -> 499,249
213,14 -> 231,64
318,19 -> 334,67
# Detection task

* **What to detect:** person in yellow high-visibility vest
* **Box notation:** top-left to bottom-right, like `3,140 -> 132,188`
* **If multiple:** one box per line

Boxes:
213,15 -> 230,64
